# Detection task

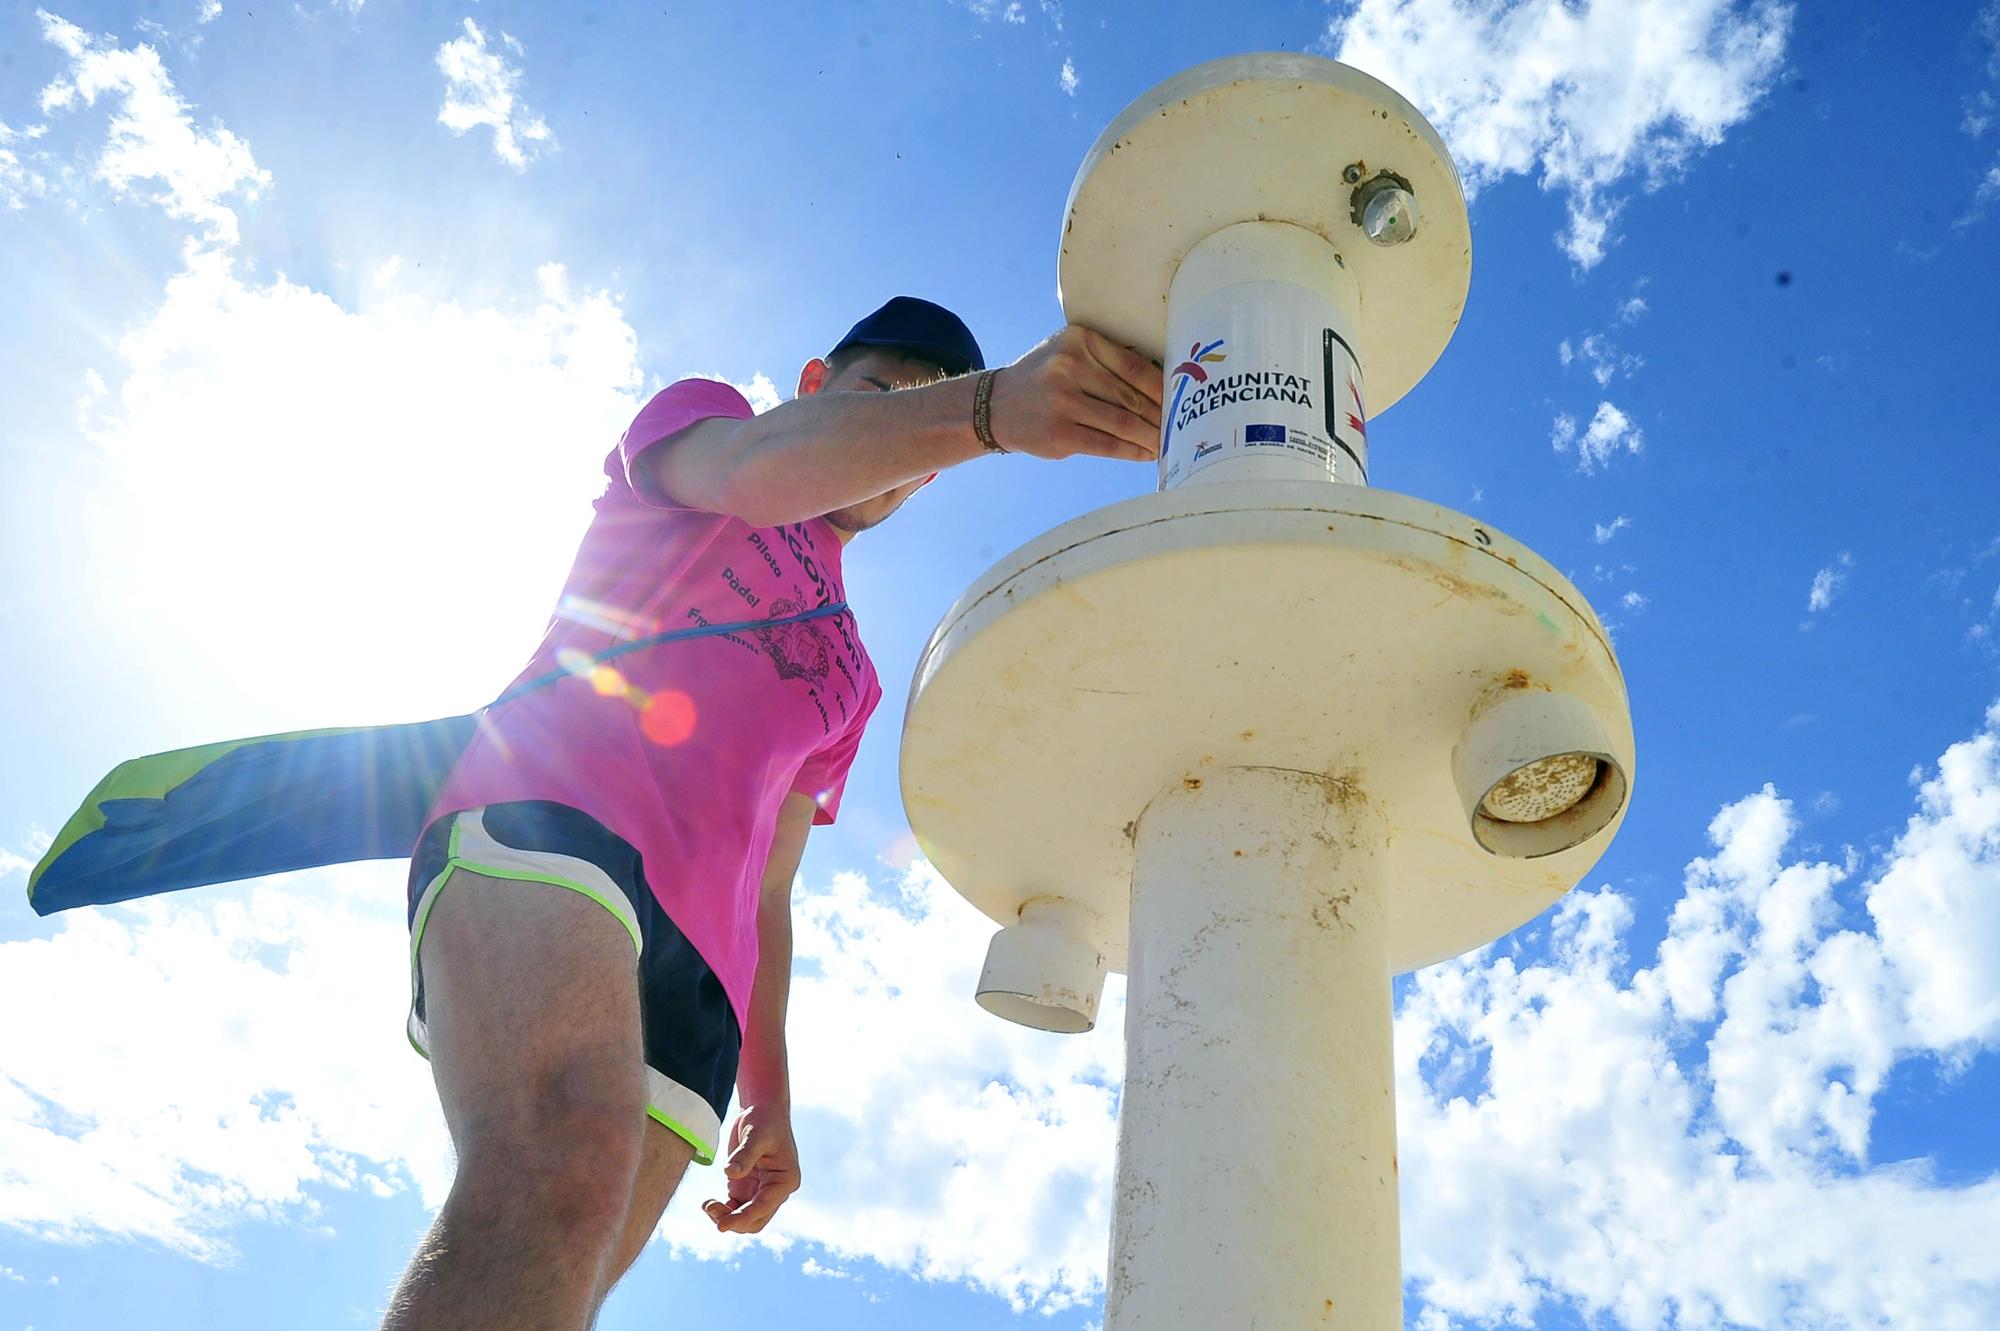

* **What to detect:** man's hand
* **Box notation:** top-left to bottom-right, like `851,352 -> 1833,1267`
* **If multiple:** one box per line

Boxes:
988,325 -> 1164,463
702,1101 -> 800,1235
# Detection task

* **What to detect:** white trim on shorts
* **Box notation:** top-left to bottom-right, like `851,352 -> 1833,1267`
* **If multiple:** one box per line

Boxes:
405,807 -> 724,1164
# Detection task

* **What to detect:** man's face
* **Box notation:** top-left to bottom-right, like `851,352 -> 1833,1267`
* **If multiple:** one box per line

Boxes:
803,348 -> 948,538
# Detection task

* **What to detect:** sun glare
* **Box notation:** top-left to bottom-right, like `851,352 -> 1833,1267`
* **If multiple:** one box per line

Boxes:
640,688 -> 698,747
81,249 -> 641,728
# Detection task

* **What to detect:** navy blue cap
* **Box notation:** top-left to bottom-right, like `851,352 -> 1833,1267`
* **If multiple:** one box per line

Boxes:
829,296 -> 984,376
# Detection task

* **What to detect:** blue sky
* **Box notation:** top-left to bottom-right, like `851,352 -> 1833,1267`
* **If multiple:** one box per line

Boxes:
3,1 -> 1999,1327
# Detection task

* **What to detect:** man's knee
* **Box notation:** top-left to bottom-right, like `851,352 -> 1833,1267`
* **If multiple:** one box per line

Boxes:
416,867 -> 650,1182
449,1061 -> 651,1247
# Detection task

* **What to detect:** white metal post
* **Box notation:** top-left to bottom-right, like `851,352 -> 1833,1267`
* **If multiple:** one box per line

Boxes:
1108,767 -> 1400,1330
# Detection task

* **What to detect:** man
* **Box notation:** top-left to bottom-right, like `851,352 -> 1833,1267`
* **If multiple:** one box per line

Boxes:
381,296 -> 1163,1329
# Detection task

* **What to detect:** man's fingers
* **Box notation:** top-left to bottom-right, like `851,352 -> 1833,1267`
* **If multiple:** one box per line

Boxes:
1079,327 -> 1164,406
726,1185 -> 793,1234
705,1174 -> 799,1233
702,1176 -> 753,1223
1071,397 -> 1160,455
1066,424 -> 1157,463
1079,361 -> 1162,427
723,1133 -> 768,1179
704,1168 -> 759,1214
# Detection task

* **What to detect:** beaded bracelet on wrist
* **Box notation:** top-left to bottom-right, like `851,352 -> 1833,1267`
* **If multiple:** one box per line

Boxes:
972,369 -> 1006,454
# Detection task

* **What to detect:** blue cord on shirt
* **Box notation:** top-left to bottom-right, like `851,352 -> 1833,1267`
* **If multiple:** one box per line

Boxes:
489,601 -> 851,709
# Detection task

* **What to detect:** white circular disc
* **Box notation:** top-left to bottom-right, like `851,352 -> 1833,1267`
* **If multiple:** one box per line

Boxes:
899,482 -> 1635,976
1059,53 -> 1472,418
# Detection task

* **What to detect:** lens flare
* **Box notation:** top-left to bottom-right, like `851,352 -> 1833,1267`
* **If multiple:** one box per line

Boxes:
641,689 -> 698,747
881,830 -> 922,869
590,665 -> 626,697
557,594 -> 662,640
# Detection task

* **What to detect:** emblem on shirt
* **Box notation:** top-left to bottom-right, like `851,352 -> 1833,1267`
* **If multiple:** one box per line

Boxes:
755,592 -> 833,686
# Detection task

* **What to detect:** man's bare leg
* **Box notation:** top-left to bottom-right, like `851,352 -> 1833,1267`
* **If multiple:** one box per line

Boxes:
382,870 -> 652,1331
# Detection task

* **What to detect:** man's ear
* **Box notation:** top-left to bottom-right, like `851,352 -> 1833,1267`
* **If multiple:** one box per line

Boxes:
798,357 -> 832,398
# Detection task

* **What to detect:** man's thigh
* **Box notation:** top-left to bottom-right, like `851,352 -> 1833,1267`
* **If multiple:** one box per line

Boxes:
415,865 -> 648,1149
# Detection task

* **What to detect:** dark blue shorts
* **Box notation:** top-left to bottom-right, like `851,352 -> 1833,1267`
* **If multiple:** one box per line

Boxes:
406,801 -> 741,1164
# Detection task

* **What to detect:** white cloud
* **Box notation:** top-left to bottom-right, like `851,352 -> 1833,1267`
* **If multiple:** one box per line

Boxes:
800,1256 -> 854,1279
198,0 -> 221,21
1564,291 -> 1648,405
1968,91 -> 1995,140
1553,400 -> 1644,473
34,10 -> 269,245
1620,589 -> 1648,611
0,121 -> 53,211
1401,702 -> 2000,1328
1565,331 -> 1644,386
1807,551 -> 1854,613
1327,0 -> 1792,267
435,18 -> 553,171
708,370 -> 781,415
1959,5 -> 2000,226
1977,164 -> 2000,215
1867,699 -> 2000,1052
739,373 -> 781,413
1593,514 -> 1631,544
1059,58 -> 1079,97
0,866 -> 453,1257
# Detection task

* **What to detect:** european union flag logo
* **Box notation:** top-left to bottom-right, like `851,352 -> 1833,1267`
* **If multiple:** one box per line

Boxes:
1245,424 -> 1286,443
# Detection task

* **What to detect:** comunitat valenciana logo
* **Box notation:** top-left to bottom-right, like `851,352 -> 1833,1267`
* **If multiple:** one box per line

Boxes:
1163,339 -> 1226,457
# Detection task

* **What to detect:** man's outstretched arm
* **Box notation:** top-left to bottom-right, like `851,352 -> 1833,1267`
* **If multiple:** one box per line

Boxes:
649,325 -> 1163,526
704,790 -> 818,1234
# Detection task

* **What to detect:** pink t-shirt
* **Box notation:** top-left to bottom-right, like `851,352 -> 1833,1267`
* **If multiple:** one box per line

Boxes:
427,379 -> 882,1026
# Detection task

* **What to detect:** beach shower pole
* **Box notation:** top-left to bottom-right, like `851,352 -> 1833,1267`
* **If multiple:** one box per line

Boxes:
901,55 -> 1634,1329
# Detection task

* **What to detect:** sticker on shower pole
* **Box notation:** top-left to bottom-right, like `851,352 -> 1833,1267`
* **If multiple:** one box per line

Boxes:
1159,281 -> 1359,488
1323,328 -> 1369,482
